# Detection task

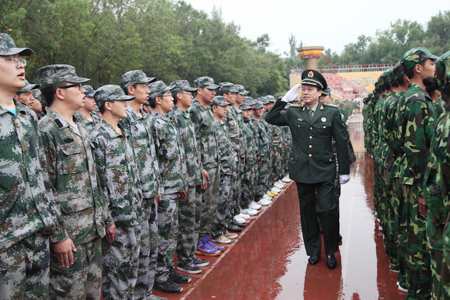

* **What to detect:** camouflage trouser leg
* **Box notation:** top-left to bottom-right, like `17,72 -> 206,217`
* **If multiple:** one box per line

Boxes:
230,159 -> 241,218
395,177 -> 407,289
403,185 -> 431,300
198,167 -> 220,241
441,243 -> 450,299
277,148 -> 283,181
156,193 -> 179,283
50,237 -> 102,300
384,168 -> 398,270
135,197 -> 157,298
373,161 -> 379,215
0,232 -> 49,300
251,164 -> 258,202
240,171 -> 252,208
177,185 -> 201,267
211,173 -> 233,239
102,225 -> 141,300
427,209 -> 445,300
256,160 -> 270,200
378,164 -> 387,236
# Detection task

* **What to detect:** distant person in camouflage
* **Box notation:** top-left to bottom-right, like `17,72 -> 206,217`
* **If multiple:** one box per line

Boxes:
74,85 -> 100,133
14,79 -> 39,113
90,85 -> 143,299
167,79 -> 210,274
210,96 -> 239,244
148,81 -> 190,295
0,33 -> 56,300
32,89 -> 47,119
38,64 -> 108,299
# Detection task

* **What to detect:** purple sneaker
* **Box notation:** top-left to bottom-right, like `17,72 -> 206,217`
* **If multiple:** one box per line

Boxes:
205,235 -> 225,251
194,240 -> 220,257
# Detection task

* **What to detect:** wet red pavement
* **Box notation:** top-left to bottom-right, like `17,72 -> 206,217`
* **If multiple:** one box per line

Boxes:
153,114 -> 407,300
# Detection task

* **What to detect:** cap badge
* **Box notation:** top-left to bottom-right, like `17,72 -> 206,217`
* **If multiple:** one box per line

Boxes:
321,117 -> 326,122
308,71 -> 314,78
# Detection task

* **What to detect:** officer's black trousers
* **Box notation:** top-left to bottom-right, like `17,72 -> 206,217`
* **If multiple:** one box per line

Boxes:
296,181 -> 339,257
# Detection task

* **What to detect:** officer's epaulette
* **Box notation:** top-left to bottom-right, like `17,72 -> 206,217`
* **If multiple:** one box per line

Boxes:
290,103 -> 300,107
326,103 -> 338,108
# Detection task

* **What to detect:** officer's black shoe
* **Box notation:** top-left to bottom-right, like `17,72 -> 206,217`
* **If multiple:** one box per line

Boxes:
326,253 -> 337,269
154,277 -> 183,294
308,255 -> 320,265
169,268 -> 191,284
228,223 -> 242,232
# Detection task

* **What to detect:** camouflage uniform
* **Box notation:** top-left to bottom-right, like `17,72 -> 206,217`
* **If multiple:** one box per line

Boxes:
39,109 -> 107,299
255,104 -> 271,199
150,110 -> 187,283
74,111 -> 100,134
0,99 -> 55,300
90,118 -> 143,300
119,70 -> 160,297
398,83 -> 436,299
282,125 -> 292,176
241,106 -> 257,207
189,95 -> 220,241
168,104 -> 203,268
271,121 -> 283,184
37,64 -> 107,299
211,115 -> 237,238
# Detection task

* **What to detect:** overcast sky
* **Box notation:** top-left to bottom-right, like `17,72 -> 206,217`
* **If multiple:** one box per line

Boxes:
183,0 -> 449,57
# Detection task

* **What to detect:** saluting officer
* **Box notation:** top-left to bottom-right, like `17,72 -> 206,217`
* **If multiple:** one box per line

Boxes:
265,69 -> 350,269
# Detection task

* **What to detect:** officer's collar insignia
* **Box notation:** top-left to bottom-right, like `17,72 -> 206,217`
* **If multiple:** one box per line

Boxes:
321,117 -> 326,122
302,107 -> 305,111
320,106 -> 324,110
308,71 -> 314,78
298,118 -> 303,121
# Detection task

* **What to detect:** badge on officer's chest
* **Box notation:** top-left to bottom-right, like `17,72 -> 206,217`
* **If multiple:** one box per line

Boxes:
321,117 -> 326,122
298,118 -> 303,122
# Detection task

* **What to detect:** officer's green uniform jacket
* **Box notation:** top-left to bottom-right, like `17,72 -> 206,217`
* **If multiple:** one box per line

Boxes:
90,120 -> 143,228
265,99 -> 350,184
0,100 -> 55,251
38,109 -> 107,245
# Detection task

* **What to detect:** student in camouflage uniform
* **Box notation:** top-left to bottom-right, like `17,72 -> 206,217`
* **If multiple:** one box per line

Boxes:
37,64 -> 108,299
397,47 -> 438,299
167,80 -> 210,273
148,81 -> 189,294
210,96 -> 239,244
119,70 -> 165,300
0,33 -> 56,300
267,95 -> 283,186
253,99 -> 271,203
14,79 -> 39,112
189,77 -> 224,255
74,85 -> 100,133
90,85 -> 143,300
32,89 -> 47,119
263,97 -> 276,189
219,83 -> 245,231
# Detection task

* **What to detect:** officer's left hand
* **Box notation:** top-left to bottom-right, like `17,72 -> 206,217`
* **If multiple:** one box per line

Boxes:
339,175 -> 350,184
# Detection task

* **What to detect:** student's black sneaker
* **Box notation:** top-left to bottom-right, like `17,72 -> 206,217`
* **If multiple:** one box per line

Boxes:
153,277 -> 183,294
169,268 -> 191,284
177,263 -> 201,274
194,257 -> 209,267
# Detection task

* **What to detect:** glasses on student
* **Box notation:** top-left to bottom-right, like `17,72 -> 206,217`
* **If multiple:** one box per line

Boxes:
0,58 -> 26,67
59,83 -> 83,91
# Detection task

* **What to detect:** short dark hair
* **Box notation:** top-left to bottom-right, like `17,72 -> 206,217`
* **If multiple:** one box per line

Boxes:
390,79 -> 399,88
148,92 -> 165,109
123,83 -> 138,95
423,76 -> 439,97
40,82 -> 68,107
98,102 -> 108,114
404,60 -> 427,80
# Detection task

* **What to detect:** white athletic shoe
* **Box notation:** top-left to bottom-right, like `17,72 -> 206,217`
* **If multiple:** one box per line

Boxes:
274,183 -> 285,189
282,177 -> 292,183
233,215 -> 246,224
257,199 -> 271,206
241,208 -> 257,216
249,201 -> 261,210
238,213 -> 250,220
271,187 -> 281,193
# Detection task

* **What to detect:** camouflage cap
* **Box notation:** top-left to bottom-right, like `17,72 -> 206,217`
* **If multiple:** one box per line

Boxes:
254,101 -> 264,110
234,84 -> 249,95
148,80 -> 174,99
94,85 -> 135,108
32,89 -> 47,107
219,82 -> 238,93
240,103 -> 252,111
0,33 -> 33,56
392,63 -> 404,80
257,96 -> 270,105
243,96 -> 256,106
211,96 -> 231,107
436,50 -> 450,91
82,85 -> 95,97
120,70 -> 156,90
170,79 -> 197,96
322,87 -> 331,96
37,64 -> 89,87
266,95 -> 276,103
194,76 -> 219,89
17,79 -> 39,93
401,47 -> 438,71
